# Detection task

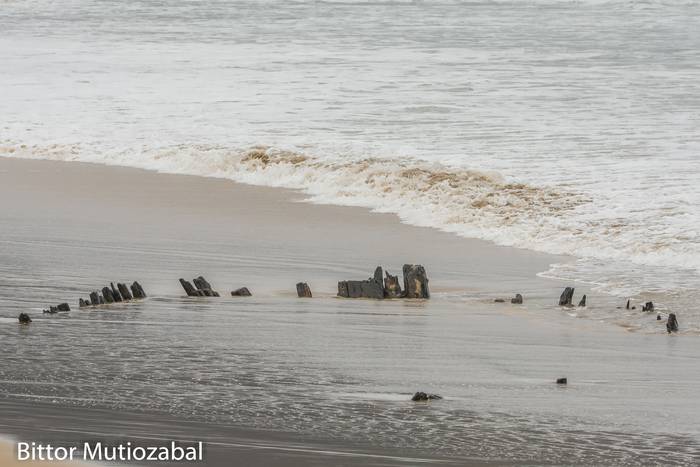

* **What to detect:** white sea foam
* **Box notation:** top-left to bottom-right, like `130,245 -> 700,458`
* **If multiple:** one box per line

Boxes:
2,142 -> 698,279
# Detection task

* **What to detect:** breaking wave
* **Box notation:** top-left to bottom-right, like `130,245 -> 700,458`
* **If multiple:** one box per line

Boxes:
2,141 -> 699,286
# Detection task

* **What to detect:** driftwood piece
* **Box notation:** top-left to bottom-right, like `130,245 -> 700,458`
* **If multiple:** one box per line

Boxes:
231,287 -> 252,297
296,282 -> 312,298
558,287 -> 574,306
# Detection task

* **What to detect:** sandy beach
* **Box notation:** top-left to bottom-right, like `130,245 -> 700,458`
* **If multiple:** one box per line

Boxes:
1,157 -> 699,465
3,0 -> 699,463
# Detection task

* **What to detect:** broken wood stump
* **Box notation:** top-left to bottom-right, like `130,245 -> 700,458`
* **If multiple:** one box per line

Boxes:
337,266 -> 384,299
666,313 -> 678,333
130,281 -> 146,299
559,287 -> 574,306
102,287 -> 115,303
180,279 -> 200,296
296,282 -> 312,298
383,271 -> 402,298
117,283 -> 132,300
80,281 -> 145,308
402,264 -> 430,299
180,276 -> 217,297
338,264 -> 430,299
193,276 -> 219,296
89,291 -> 100,306
558,287 -> 574,306
110,283 -> 123,302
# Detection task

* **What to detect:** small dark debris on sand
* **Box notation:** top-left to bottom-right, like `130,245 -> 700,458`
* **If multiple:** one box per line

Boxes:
43,303 -> 70,314
556,378 -> 567,385
231,287 -> 252,297
18,313 -> 32,324
411,392 -> 442,401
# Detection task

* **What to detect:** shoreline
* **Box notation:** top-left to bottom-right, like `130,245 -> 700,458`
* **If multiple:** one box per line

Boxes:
0,155 -> 572,298
2,156 -> 699,465
0,154 -> 681,335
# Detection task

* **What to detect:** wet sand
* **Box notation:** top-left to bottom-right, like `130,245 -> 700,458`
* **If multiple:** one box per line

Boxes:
0,400 -> 487,467
0,440 -> 85,467
1,157 -> 699,465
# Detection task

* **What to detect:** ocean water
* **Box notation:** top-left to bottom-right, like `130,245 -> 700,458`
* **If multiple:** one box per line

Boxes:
1,0 -> 699,320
